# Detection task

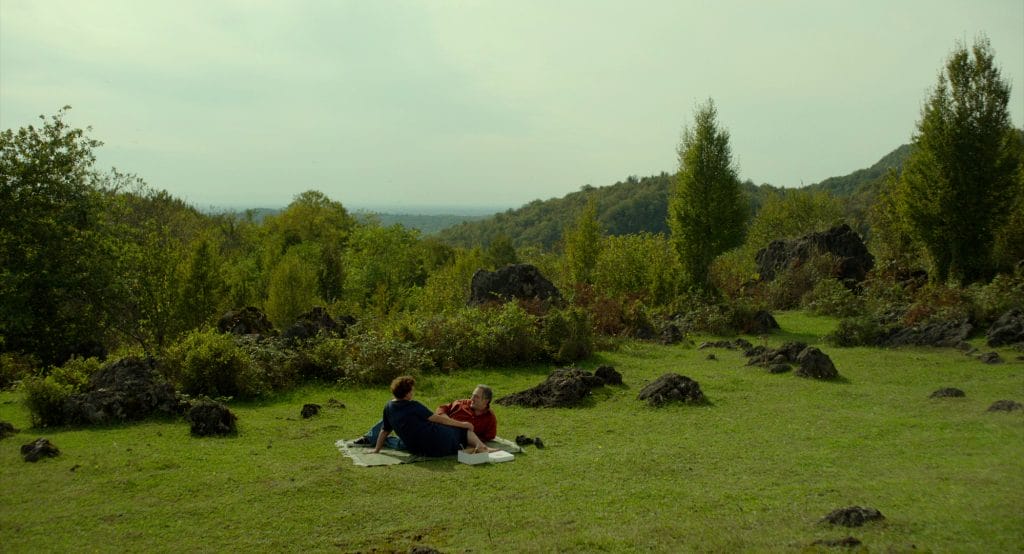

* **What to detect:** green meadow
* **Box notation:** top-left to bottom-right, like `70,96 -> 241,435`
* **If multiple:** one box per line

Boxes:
2,312 -> 1022,553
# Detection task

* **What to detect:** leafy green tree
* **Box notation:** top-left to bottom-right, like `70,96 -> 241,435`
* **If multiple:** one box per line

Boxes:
563,198 -> 603,286
483,234 -> 519,269
668,99 -> 747,292
265,244 -> 323,328
745,189 -> 843,249
175,235 -> 227,332
894,37 -> 1023,283
0,108 -> 113,364
343,224 -> 428,315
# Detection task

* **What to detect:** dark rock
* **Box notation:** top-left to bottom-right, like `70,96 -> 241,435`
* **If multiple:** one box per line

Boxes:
326,398 -> 346,409
978,352 -> 1003,364
21,437 -> 60,462
698,340 -> 735,350
594,365 -> 623,385
659,323 -> 684,345
877,321 -> 973,348
282,307 -> 352,342
987,309 -> 1024,347
733,338 -> 753,351
755,224 -> 874,284
409,547 -> 441,554
811,536 -> 862,547
742,310 -> 780,334
496,367 -> 602,408
637,373 -> 705,407
0,420 -> 17,439
795,347 -> 838,380
706,353 -> 718,361
767,363 -> 791,374
468,264 -> 562,306
187,400 -> 238,436
745,341 -> 808,367
300,404 -> 321,418
217,306 -> 276,337
929,387 -> 966,398
987,400 -> 1023,412
63,357 -> 181,425
820,506 -> 885,527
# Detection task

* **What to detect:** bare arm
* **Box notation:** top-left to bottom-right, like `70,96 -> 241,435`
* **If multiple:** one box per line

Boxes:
371,429 -> 390,453
428,413 -> 472,431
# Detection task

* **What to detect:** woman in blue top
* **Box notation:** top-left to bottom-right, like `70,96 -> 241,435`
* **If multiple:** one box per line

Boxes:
372,375 -> 498,457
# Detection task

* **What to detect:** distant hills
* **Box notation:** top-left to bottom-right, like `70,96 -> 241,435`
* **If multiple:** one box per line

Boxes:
434,144 -> 913,249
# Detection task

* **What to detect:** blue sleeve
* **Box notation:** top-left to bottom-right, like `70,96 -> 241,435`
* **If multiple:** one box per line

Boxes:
382,403 -> 393,432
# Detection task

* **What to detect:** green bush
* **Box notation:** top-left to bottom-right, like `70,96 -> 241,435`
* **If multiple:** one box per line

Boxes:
164,329 -> 269,399
474,302 -> 543,366
289,337 -> 347,382
967,272 -> 1024,324
900,282 -> 973,326
802,278 -> 864,318
826,316 -> 887,347
235,336 -> 299,391
412,311 -> 486,370
340,329 -> 432,385
540,307 -> 594,364
20,375 -> 74,427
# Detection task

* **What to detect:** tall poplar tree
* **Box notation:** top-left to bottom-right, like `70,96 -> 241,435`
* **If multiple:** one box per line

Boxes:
895,36 -> 1022,283
564,198 -> 603,286
668,99 -> 747,293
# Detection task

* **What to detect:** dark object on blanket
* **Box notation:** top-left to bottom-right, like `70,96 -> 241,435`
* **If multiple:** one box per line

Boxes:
187,400 -> 237,436
301,403 -> 321,418
21,437 -> 60,462
637,373 -> 706,407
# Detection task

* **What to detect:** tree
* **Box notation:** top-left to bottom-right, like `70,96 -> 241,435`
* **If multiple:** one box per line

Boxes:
894,36 -> 1023,283
563,198 -> 603,286
0,108 -> 113,364
668,99 -> 747,292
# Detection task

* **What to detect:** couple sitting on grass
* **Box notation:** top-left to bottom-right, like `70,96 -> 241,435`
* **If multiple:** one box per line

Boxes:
353,376 -> 500,457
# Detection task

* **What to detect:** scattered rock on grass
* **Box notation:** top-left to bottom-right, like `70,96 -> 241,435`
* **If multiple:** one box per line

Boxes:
0,420 -> 18,439
819,506 -> 885,527
594,365 -> 623,385
326,398 -> 346,409
986,309 -> 1024,347
637,373 -> 705,407
768,363 -> 791,374
929,387 -> 965,398
21,438 -> 60,462
301,404 -> 321,418
978,352 -> 1003,364
187,400 -> 238,436
795,347 -> 839,380
496,367 -> 603,408
987,400 -> 1023,412
63,356 -> 181,425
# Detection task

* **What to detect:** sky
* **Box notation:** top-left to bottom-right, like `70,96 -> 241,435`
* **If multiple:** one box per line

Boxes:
2,1 -> 1022,212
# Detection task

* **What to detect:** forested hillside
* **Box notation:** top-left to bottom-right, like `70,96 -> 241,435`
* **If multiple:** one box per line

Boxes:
436,144 -> 912,249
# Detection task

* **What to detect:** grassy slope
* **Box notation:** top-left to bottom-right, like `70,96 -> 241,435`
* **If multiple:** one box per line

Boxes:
1,312 -> 1022,552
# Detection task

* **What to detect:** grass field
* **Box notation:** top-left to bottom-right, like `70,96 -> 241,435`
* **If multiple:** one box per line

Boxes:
1,312 -> 1022,552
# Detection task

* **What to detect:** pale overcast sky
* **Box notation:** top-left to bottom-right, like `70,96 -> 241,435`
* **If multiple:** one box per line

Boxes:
2,1 -> 1022,211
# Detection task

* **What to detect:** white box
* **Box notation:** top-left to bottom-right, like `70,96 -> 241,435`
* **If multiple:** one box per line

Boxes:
458,449 -> 514,465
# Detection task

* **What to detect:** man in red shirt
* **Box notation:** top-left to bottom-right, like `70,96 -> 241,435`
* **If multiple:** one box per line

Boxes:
353,384 -> 498,449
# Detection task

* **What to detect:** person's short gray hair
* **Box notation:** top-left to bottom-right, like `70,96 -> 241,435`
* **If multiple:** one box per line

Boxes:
475,384 -> 493,404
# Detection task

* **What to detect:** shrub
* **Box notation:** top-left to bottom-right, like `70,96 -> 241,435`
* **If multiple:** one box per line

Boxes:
20,376 -> 74,427
289,337 -> 347,382
235,336 -> 299,391
340,329 -> 432,385
540,307 -> 593,364
679,301 -> 737,336
967,272 -> 1024,324
412,311 -> 486,370
803,278 -> 864,318
475,302 -> 542,366
826,316 -> 887,347
164,329 -> 269,399
900,282 -> 973,326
